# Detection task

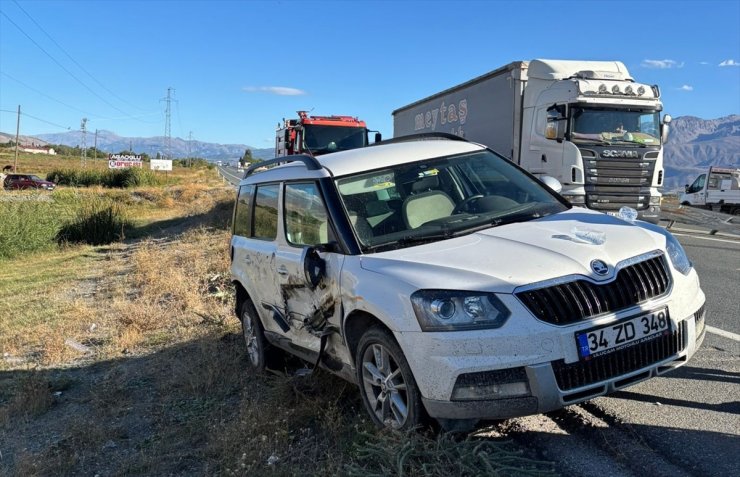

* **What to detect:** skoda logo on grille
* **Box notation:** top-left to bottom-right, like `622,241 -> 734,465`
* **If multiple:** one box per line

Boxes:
591,259 -> 609,276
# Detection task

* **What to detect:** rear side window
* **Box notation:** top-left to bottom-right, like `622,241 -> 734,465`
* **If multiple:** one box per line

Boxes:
233,184 -> 254,237
253,184 -> 279,240
284,182 -> 332,246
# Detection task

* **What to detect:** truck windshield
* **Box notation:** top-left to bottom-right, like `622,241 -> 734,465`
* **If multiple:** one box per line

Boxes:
570,108 -> 661,146
335,150 -> 568,252
303,125 -> 367,154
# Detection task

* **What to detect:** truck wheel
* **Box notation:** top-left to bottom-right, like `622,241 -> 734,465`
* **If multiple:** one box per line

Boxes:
240,299 -> 269,371
356,327 -> 423,430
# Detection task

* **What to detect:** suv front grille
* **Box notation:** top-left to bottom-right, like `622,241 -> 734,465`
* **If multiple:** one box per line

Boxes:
516,255 -> 671,325
553,320 -> 687,391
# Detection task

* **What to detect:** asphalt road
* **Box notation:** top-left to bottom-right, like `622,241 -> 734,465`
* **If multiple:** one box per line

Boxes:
221,164 -> 739,474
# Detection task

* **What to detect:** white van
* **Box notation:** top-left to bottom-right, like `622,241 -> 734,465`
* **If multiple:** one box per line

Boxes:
680,166 -> 740,214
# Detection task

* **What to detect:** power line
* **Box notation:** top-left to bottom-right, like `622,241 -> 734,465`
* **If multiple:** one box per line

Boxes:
0,10 -> 140,120
0,108 -> 72,130
11,0 -> 150,113
1,71 -> 103,118
2,72 -> 161,124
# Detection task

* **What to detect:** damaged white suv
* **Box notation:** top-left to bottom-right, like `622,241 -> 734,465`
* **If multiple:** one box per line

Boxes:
230,135 -> 706,430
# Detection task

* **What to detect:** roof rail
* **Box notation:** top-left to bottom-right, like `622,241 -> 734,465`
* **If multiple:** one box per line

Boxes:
371,132 -> 469,147
243,154 -> 322,178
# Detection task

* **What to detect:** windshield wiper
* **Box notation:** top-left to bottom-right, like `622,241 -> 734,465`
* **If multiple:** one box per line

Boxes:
363,229 -> 455,252
572,137 -> 612,145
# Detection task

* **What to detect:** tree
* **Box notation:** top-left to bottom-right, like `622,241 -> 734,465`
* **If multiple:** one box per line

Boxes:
241,148 -> 253,167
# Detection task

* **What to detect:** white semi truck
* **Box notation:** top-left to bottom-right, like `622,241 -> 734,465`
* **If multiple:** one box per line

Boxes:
393,59 -> 672,222
680,166 -> 740,214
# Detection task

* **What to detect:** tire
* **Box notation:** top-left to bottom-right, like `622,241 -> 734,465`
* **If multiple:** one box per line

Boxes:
239,299 -> 269,372
355,327 -> 424,430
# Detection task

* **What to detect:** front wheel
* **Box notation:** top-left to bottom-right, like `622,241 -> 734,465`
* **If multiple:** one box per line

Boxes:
356,327 -> 423,430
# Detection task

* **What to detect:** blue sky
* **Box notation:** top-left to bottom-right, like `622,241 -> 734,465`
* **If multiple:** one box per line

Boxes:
1,0 -> 739,149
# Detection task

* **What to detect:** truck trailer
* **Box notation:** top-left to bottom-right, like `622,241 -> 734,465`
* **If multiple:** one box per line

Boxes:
276,111 -> 380,157
680,166 -> 740,214
393,59 -> 672,222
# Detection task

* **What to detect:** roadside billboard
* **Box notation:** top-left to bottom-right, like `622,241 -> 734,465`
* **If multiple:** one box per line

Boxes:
108,154 -> 143,169
150,159 -> 173,171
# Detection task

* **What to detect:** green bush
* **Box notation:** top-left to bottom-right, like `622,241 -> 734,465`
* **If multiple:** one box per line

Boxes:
0,197 -> 62,259
0,193 -> 132,260
46,168 -> 162,188
56,198 -> 131,246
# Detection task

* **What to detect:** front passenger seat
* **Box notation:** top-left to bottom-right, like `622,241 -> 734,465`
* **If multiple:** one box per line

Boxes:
402,191 -> 455,229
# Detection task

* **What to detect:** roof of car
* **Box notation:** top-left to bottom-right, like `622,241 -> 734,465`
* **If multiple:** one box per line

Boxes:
318,140 -> 485,177
239,138 -> 488,186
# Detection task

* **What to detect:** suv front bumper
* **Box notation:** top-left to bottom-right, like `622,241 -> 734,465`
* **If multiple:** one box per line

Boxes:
402,299 -> 705,421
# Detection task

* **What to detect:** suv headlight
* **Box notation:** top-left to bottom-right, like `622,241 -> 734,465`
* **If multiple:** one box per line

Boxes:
637,221 -> 692,275
665,232 -> 692,275
411,290 -> 510,331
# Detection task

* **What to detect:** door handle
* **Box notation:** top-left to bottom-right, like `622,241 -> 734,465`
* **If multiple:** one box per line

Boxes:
277,265 -> 288,276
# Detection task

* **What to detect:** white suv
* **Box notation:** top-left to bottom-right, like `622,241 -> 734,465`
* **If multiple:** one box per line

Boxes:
230,135 -> 706,430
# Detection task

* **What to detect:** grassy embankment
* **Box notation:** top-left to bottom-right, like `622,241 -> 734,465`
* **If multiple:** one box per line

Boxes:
0,151 -> 556,476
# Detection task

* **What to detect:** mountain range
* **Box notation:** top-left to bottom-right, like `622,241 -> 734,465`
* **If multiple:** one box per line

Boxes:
2,115 -> 738,189
0,129 -> 274,162
662,115 -> 739,190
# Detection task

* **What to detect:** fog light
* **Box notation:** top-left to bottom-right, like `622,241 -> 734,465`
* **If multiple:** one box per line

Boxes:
565,195 -> 586,205
451,368 -> 531,401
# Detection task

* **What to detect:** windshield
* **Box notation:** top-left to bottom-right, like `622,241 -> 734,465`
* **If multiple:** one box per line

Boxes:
335,150 -> 568,252
570,108 -> 661,146
303,125 -> 367,154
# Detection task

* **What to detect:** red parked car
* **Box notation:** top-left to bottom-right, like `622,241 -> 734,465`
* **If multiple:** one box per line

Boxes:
3,174 -> 56,190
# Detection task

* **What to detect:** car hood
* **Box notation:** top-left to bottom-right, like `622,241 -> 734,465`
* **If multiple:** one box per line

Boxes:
359,208 -> 666,293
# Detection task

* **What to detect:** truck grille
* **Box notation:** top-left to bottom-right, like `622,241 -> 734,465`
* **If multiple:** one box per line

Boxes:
582,150 -> 658,211
552,320 -> 687,391
516,255 -> 671,325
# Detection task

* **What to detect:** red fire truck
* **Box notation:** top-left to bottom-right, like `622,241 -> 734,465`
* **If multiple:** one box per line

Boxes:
275,111 -> 380,156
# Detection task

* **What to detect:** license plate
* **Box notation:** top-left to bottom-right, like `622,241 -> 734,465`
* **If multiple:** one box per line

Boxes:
576,308 -> 671,359
606,211 -> 619,217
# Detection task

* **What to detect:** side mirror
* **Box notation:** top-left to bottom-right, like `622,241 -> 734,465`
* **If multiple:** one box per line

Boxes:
302,246 -> 325,289
661,114 -> 672,144
545,105 -> 567,142
684,184 -> 689,192
540,175 -> 562,193
374,132 -> 382,143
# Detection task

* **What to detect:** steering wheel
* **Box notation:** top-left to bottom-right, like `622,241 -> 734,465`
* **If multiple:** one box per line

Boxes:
453,194 -> 484,214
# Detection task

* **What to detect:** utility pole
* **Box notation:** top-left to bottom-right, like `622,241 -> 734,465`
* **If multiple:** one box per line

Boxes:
161,87 -> 174,160
80,118 -> 88,167
93,129 -> 99,160
14,105 -> 20,172
188,130 -> 193,167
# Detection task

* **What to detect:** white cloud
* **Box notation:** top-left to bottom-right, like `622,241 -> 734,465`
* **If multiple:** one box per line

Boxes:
677,85 -> 694,92
719,59 -> 739,67
641,59 -> 684,69
699,61 -> 710,65
243,86 -> 307,95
